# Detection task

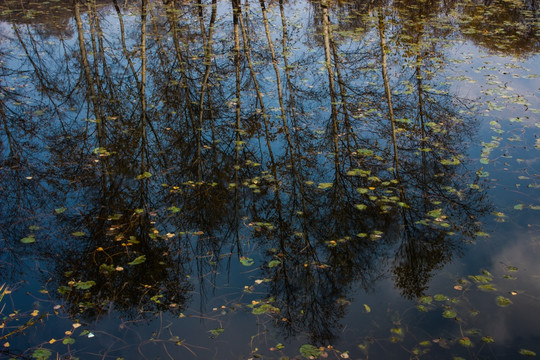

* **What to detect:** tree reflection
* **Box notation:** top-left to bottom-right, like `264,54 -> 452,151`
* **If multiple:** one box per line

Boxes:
460,0 -> 540,56
0,0 -> 496,354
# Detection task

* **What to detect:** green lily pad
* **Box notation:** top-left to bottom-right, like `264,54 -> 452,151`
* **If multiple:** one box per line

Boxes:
75,281 -> 95,290
208,328 -> 224,337
299,344 -> 322,358
459,337 -> 472,347
519,349 -> 536,356
31,349 -> 52,360
496,296 -> 513,307
21,236 -> 36,243
240,257 -> 254,266
268,260 -> 281,268
128,255 -> 146,265
442,310 -> 457,318
62,337 -> 75,345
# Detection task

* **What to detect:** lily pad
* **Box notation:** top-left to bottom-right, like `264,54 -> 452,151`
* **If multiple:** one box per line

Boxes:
496,296 -> 513,307
268,260 -> 281,268
459,337 -> 472,347
317,182 -> 333,189
442,310 -> 457,318
240,257 -> 254,266
21,236 -> 36,243
299,344 -> 322,358
128,255 -> 146,265
75,281 -> 95,290
31,349 -> 52,360
208,328 -> 224,337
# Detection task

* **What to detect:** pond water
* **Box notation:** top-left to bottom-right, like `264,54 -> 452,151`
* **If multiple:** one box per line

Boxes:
0,0 -> 539,359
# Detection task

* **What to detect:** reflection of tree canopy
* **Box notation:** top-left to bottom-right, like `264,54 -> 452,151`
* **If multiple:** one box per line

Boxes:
459,0 -> 540,56
0,0 -> 493,351
0,0 -> 121,38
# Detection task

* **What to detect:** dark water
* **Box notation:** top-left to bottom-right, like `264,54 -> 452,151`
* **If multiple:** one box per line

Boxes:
0,0 -> 539,359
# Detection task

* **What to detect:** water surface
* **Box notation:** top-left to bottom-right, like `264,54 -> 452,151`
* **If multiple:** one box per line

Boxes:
0,0 -> 539,358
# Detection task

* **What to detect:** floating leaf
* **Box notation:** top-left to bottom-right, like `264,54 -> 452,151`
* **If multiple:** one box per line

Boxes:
128,255 -> 146,265
57,286 -> 71,295
355,204 -> 367,210
459,337 -> 472,347
427,209 -> 442,218
252,303 -> 279,315
477,170 -> 490,178
434,294 -> 448,301
92,147 -> 111,156
514,204 -> 525,210
208,328 -> 224,337
55,207 -> 67,214
21,236 -> 36,243
135,172 -> 152,180
62,338 -> 75,345
496,296 -> 513,307
357,149 -> 374,156
240,257 -> 254,266
268,260 -> 281,268
469,275 -> 492,283
440,157 -> 460,165
478,284 -> 497,291
75,281 -> 95,290
72,231 -> 86,237
299,344 -> 322,358
482,336 -> 495,343
363,304 -> 371,313
442,310 -> 457,318
31,349 -> 52,360
519,349 -> 537,356
317,182 -> 333,189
